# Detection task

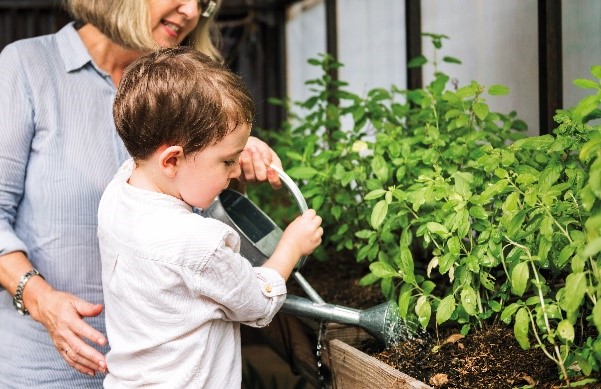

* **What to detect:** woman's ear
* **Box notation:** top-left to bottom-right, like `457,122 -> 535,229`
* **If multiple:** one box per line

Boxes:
158,145 -> 185,178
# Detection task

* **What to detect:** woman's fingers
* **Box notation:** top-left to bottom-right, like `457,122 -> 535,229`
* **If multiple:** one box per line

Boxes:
39,291 -> 108,375
238,137 -> 283,189
60,330 -> 107,375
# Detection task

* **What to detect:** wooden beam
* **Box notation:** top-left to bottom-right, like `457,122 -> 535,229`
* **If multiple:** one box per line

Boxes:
325,0 -> 338,79
538,0 -> 563,135
323,0 -> 339,120
405,0 -> 422,89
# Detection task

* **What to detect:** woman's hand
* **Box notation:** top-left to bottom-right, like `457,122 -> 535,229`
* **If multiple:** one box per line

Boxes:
238,136 -> 282,189
32,287 -> 108,376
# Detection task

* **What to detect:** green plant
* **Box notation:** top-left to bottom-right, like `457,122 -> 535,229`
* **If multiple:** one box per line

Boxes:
358,64 -> 601,382
254,33 -> 601,383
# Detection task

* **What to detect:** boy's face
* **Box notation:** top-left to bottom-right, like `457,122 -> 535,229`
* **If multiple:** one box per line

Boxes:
174,123 -> 251,209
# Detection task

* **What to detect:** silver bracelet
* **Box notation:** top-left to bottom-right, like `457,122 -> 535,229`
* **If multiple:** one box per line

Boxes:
13,268 -> 44,316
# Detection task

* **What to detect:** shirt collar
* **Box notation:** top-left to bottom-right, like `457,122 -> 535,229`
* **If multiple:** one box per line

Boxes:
56,22 -> 93,73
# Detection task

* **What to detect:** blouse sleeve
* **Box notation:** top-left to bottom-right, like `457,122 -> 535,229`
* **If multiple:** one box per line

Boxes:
195,232 -> 287,328
0,44 -> 34,258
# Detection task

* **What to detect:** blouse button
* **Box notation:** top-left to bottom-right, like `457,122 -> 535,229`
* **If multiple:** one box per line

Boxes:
264,285 -> 273,294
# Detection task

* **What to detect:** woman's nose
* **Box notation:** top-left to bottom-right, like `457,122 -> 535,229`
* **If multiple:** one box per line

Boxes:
178,0 -> 200,19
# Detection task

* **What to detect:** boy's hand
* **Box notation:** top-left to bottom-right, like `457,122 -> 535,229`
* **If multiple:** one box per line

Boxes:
262,209 -> 323,280
281,209 -> 323,257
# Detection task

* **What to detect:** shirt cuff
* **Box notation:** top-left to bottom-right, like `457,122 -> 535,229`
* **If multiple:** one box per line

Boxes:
253,267 -> 286,298
0,230 -> 29,291
0,230 -> 28,258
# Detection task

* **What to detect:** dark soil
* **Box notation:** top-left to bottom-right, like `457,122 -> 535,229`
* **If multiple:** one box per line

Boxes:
290,254 -> 601,388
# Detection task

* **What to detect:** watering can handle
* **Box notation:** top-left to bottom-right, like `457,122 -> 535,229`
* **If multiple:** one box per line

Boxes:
268,164 -> 309,269
269,164 -> 325,304
268,164 -> 308,213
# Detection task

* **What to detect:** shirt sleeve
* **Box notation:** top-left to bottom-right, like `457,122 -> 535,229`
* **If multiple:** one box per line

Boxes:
194,231 -> 287,328
0,44 -> 33,259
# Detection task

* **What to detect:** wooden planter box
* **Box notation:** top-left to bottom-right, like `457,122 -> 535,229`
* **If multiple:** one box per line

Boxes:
246,313 -> 431,388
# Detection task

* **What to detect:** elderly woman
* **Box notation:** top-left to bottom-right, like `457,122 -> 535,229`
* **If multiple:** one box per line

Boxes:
0,0 -> 281,387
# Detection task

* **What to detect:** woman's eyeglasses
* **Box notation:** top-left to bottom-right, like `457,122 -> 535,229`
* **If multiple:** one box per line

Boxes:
180,0 -> 217,18
201,1 -> 217,18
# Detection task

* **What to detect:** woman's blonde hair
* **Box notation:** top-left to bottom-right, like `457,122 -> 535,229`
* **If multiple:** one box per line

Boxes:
64,0 -> 223,61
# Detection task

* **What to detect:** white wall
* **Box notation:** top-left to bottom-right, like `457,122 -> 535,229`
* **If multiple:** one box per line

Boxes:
421,0 -> 539,135
285,0 -> 600,136
286,0 -> 406,103
562,0 -> 601,110
337,0 -> 407,96
286,1 -> 327,104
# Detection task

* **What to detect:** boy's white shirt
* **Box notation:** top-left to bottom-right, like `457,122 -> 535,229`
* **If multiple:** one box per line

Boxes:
98,159 -> 286,388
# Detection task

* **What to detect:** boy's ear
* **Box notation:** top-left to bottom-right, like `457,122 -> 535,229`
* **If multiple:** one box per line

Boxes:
158,145 -> 185,178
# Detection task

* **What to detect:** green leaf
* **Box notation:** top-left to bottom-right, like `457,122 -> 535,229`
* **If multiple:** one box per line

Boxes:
511,135 -> 554,150
430,73 -> 449,95
501,303 -> 520,323
511,262 -> 529,297
514,307 -> 531,349
556,245 -> 575,268
442,56 -> 462,64
557,319 -> 575,342
461,287 -> 478,316
453,171 -> 473,198
592,65 -> 601,80
369,261 -> 398,278
287,166 -> 319,179
436,295 -> 456,324
583,237 -> 601,257
371,155 -> 389,182
398,290 -> 412,318
559,272 -> 587,314
488,300 -> 502,312
480,272 -> 495,291
370,200 -> 388,229
488,84 -> 510,96
407,55 -> 427,68
426,222 -> 449,237
399,246 -> 415,283
593,301 -> 601,333
358,272 -> 379,286
415,296 -> 431,329
473,101 -> 489,121
456,85 -> 476,99
573,78 -> 600,89
469,206 -> 488,219
446,236 -> 460,255
364,189 -> 386,200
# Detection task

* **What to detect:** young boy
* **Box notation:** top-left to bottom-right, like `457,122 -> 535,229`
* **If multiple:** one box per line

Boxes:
98,47 -> 323,388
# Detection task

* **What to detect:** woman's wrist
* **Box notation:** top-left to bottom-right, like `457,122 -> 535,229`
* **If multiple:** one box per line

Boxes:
22,275 -> 53,321
12,268 -> 45,315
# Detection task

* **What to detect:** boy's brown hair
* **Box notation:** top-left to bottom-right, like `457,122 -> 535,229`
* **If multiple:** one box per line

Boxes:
114,46 -> 254,160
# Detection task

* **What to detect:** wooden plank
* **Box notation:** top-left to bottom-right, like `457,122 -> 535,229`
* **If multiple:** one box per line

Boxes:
324,323 -> 372,348
326,339 -> 432,389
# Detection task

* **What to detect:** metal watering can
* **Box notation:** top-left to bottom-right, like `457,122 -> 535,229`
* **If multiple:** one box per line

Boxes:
203,165 -> 408,347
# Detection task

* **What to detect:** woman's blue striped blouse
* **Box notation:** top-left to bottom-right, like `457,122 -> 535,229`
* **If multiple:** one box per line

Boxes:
0,23 -> 129,388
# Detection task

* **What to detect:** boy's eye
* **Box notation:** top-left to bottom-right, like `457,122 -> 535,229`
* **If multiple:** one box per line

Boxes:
224,160 -> 237,167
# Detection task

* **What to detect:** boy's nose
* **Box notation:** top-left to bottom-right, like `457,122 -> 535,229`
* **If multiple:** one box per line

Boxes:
230,164 -> 242,179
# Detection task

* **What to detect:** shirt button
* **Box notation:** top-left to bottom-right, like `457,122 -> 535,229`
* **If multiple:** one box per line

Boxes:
264,285 -> 272,293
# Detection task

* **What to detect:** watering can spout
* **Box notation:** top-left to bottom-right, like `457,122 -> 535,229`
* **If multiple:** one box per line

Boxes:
281,295 -> 414,347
